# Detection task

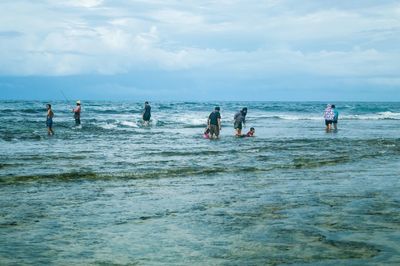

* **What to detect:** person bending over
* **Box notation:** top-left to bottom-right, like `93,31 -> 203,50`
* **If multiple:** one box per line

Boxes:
234,107 -> 247,136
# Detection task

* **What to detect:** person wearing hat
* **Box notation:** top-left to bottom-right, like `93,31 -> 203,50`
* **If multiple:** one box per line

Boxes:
72,100 -> 81,126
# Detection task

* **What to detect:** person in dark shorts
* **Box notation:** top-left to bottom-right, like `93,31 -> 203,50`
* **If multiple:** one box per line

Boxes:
72,100 -> 81,126
323,104 -> 334,131
46,103 -> 54,136
142,101 -> 151,125
207,106 -> 221,139
234,107 -> 247,136
332,104 -> 339,130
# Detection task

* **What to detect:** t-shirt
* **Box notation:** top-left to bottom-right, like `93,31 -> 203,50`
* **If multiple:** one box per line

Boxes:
209,111 -> 221,125
144,105 -> 151,115
246,131 -> 254,137
333,110 -> 339,121
234,111 -> 245,124
73,106 -> 81,118
324,108 -> 334,120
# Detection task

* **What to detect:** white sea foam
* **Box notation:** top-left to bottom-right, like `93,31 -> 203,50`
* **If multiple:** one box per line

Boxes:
173,113 -> 209,127
255,113 -> 321,121
254,112 -> 400,121
120,121 -> 139,128
343,112 -> 400,120
98,123 -> 118,130
274,114 -> 320,120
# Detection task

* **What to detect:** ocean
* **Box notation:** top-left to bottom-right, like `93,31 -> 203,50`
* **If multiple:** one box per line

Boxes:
0,101 -> 399,265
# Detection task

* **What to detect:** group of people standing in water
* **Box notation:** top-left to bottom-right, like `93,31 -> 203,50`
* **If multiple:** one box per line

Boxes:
45,101 -> 81,135
45,100 -> 254,138
45,101 -> 339,136
203,106 -> 255,139
324,104 -> 339,131
45,101 -> 151,136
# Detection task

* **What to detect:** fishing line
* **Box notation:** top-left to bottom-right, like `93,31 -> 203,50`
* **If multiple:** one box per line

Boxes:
60,90 -> 70,103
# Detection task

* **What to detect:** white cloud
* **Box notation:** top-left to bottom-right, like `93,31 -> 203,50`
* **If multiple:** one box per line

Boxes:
54,0 -> 104,8
0,0 -> 399,88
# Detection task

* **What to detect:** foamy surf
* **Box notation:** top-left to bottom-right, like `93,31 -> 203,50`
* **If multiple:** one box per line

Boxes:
98,123 -> 118,130
342,112 -> 400,120
120,121 -> 139,128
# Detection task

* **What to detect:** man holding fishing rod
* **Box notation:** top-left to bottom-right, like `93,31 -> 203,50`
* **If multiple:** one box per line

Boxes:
61,91 -> 82,126
72,100 -> 81,126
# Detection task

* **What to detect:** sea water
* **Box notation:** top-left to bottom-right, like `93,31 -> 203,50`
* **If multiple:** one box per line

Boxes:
0,101 -> 399,265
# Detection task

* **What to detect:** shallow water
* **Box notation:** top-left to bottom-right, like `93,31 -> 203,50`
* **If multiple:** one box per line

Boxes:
1,101 -> 400,265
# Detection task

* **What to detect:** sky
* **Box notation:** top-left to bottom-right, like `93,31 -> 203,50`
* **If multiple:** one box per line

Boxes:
0,0 -> 399,101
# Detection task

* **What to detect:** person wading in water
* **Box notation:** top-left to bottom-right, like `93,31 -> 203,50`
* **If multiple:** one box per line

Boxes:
72,100 -> 81,126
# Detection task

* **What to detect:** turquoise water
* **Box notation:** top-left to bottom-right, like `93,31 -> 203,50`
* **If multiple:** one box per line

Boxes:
0,101 -> 399,265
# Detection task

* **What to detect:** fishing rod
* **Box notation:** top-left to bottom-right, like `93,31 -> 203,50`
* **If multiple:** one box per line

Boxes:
60,90 -> 77,109
60,90 -> 83,126
60,90 -> 78,108
60,90 -> 70,103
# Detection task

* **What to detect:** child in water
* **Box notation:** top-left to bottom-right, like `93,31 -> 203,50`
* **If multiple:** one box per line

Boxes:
238,127 -> 255,137
203,127 -> 210,139
246,127 -> 255,137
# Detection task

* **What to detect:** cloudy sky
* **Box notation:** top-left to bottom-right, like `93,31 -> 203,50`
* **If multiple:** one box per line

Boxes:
0,0 -> 399,101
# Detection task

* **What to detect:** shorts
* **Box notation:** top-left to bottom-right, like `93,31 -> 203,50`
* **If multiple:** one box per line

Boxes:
333,120 -> 338,124
75,118 -> 81,125
325,120 -> 333,126
143,114 -> 151,121
209,125 -> 220,137
234,122 -> 242,130
46,118 -> 53,128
